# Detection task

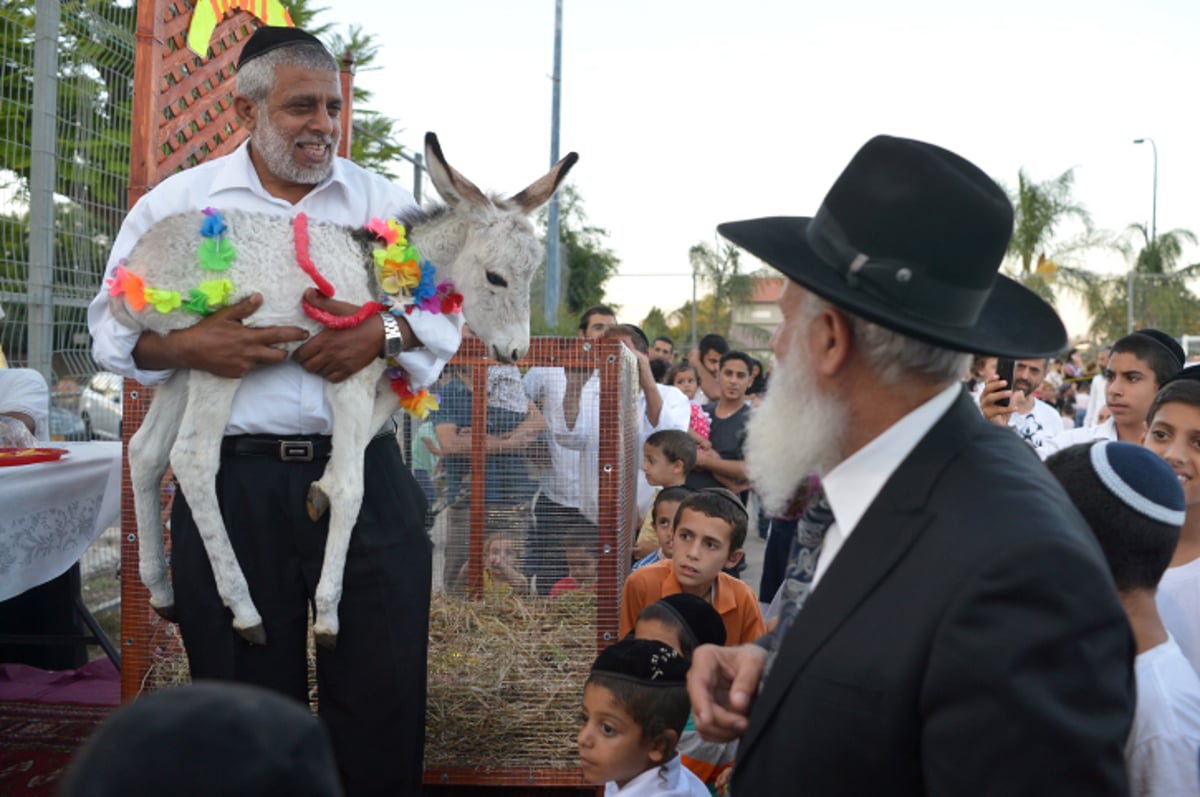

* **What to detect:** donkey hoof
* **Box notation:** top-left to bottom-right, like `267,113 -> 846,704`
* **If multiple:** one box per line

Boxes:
314,629 -> 338,650
236,623 -> 267,646
151,602 -> 177,623
306,484 -> 330,521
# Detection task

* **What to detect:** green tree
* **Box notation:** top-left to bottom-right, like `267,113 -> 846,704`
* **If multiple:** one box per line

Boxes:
688,236 -> 753,336
320,23 -> 406,177
1003,167 -> 1111,308
639,307 -> 671,345
532,184 -> 620,329
1086,224 -> 1200,341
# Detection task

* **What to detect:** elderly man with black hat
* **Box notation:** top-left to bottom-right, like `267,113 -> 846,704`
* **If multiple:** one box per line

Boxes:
87,25 -> 459,796
686,136 -> 1134,794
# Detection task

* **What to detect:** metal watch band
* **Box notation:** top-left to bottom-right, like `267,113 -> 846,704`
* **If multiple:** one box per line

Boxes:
381,312 -> 404,359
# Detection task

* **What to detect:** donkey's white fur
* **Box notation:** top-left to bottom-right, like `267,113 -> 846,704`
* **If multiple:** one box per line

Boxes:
118,133 -> 576,647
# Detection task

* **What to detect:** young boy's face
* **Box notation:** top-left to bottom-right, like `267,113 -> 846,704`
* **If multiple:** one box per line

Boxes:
485,536 -> 518,576
642,443 -> 681,488
578,682 -> 664,788
653,499 -> 682,558
634,617 -> 686,655
1105,352 -> 1159,429
564,546 -> 598,587
1144,400 -> 1200,507
671,507 -> 742,597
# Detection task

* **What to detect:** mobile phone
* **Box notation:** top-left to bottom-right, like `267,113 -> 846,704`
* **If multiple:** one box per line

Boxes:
995,357 -> 1016,408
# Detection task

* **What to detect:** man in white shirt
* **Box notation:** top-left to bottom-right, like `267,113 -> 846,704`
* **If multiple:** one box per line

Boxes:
977,357 -> 1063,449
523,304 -> 615,593
87,28 -> 459,796
687,135 -> 1132,794
1085,345 -> 1111,426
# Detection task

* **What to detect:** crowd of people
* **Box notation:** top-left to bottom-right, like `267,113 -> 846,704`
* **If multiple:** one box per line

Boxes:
66,22 -> 1200,797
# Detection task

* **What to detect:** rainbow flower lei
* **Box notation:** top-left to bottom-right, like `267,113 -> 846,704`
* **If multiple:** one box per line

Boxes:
367,217 -> 463,419
107,208 -> 236,316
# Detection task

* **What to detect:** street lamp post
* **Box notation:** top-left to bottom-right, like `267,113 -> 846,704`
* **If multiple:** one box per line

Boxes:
544,0 -> 564,328
1133,137 -> 1157,245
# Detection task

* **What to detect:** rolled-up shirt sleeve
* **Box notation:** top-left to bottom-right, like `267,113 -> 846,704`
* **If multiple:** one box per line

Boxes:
87,198 -> 176,386
393,309 -> 464,389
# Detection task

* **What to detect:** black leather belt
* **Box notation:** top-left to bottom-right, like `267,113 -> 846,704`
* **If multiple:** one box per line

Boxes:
221,435 -> 333,462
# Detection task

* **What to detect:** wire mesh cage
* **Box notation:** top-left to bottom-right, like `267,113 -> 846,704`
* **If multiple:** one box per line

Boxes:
117,337 -> 639,790
421,338 -> 637,787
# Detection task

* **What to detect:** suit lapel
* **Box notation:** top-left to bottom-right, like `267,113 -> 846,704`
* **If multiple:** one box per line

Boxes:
739,393 -> 982,758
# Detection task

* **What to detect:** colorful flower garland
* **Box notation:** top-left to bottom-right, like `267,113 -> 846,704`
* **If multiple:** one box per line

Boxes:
365,217 -> 463,419
107,208 -> 236,316
106,209 -> 461,421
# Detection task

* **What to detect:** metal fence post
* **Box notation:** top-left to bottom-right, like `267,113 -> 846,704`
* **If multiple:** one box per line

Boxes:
27,0 -> 60,383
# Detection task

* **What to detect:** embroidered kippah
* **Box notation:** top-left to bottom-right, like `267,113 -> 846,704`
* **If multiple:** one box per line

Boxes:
1134,328 -> 1185,370
656,593 -> 726,648
237,26 -> 326,70
591,638 -> 689,686
1088,441 -> 1186,526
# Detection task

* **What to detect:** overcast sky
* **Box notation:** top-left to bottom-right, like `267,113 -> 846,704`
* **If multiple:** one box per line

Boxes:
320,0 -> 1199,339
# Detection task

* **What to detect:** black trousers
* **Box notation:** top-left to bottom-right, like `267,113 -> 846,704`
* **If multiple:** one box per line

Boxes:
172,435 -> 431,797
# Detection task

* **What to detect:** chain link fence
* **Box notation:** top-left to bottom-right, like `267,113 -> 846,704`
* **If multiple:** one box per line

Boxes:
0,0 -> 134,411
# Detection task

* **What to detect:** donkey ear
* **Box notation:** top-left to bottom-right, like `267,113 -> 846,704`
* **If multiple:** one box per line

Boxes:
507,151 -> 579,214
425,132 -> 490,210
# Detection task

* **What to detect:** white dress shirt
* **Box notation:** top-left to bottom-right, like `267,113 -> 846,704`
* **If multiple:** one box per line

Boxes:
1036,416 -> 1117,461
604,753 -> 710,796
88,141 -> 463,435
524,366 -> 584,510
815,383 -> 961,589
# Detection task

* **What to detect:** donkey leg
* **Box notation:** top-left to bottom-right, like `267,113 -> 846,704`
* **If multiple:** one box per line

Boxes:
130,370 -> 189,621
311,367 -> 382,648
305,375 -> 399,521
171,372 -> 265,645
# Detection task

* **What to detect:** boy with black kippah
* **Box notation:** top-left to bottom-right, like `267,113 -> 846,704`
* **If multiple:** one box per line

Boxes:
1040,328 -> 1184,457
620,488 -> 764,646
579,638 -> 710,795
1046,441 -> 1200,796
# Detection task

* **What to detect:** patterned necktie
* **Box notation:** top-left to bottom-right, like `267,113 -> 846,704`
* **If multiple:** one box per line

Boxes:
761,486 -> 834,678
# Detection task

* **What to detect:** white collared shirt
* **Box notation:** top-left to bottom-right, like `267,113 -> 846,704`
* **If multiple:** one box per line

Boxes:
814,382 -> 961,589
88,141 -> 463,435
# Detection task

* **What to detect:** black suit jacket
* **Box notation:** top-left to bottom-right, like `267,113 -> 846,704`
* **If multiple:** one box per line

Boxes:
733,393 -> 1134,795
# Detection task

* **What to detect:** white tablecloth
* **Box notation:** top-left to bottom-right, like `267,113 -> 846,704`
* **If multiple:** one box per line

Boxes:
0,441 -> 122,601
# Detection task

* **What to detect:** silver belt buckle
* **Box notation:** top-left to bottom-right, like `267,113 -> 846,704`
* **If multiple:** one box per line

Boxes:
279,440 -> 314,462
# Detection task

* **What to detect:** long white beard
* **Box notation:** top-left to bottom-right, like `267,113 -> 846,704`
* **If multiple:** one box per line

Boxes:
746,342 -> 848,516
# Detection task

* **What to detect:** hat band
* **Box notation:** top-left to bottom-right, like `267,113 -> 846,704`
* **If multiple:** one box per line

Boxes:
806,207 -> 990,327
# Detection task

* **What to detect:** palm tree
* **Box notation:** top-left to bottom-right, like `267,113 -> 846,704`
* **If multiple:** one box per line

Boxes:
1003,167 -> 1111,308
688,237 -> 753,336
1086,224 -> 1200,341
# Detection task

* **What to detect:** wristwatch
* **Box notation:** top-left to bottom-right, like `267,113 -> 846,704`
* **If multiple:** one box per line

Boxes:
381,312 -> 405,359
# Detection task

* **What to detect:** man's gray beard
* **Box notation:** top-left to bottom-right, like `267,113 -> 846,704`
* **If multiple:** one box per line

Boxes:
252,110 -> 335,185
745,345 -> 847,516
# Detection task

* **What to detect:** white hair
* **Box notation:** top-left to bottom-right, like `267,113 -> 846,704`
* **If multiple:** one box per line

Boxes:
800,293 -> 970,386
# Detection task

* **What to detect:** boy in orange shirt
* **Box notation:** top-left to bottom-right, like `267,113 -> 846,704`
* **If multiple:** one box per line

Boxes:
619,488 -> 764,645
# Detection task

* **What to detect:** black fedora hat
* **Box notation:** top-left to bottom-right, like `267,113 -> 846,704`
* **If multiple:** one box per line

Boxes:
718,136 -> 1066,358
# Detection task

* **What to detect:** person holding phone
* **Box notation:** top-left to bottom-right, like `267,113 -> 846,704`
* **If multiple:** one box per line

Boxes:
978,357 -> 1063,449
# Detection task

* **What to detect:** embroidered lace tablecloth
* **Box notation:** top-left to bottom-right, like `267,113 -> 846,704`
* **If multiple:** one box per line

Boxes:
0,442 -> 121,601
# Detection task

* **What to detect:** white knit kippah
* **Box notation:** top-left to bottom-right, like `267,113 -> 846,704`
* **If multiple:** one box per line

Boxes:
1089,441 -> 1186,526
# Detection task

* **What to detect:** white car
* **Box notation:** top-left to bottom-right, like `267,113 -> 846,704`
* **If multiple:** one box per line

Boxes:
78,371 -> 123,441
